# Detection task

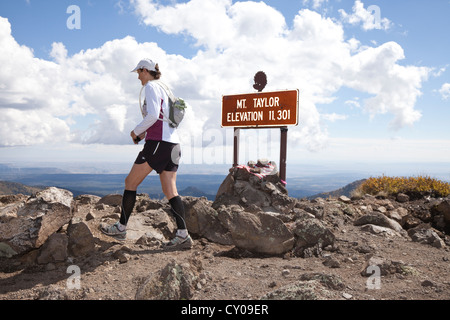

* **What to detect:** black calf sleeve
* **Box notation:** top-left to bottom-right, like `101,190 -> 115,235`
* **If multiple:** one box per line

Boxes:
169,196 -> 187,230
119,190 -> 137,225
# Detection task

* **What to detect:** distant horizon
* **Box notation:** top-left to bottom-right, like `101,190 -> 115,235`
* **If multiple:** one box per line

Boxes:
1,160 -> 449,182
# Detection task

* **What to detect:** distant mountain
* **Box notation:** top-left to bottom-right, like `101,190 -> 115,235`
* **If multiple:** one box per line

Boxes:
306,179 -> 366,200
0,181 -> 45,196
0,164 -> 68,177
179,186 -> 216,200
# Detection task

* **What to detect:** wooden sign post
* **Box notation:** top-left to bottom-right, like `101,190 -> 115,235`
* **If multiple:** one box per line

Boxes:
222,89 -> 299,184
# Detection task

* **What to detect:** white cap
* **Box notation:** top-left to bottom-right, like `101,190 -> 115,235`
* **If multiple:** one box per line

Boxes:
131,58 -> 157,73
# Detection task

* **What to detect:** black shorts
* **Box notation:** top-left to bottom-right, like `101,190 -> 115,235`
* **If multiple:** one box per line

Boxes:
135,140 -> 181,174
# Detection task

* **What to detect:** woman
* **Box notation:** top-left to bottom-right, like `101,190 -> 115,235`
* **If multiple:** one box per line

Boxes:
100,58 -> 192,250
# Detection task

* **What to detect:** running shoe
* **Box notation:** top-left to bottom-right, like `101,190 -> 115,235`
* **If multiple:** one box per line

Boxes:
100,222 -> 127,241
163,235 -> 193,250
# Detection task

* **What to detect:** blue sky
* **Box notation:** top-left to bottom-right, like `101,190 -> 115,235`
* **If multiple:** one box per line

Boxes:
0,0 -> 449,178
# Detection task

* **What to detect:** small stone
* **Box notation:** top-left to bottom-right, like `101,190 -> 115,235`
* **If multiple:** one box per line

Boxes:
113,250 -> 129,264
86,211 -> 96,221
281,269 -> 290,277
396,193 -> 410,203
342,292 -> 353,299
323,256 -> 341,268
376,206 -> 387,213
45,263 -> 56,271
338,196 -> 351,203
421,280 -> 434,287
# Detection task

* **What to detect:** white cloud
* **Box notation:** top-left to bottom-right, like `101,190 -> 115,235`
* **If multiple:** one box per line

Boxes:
50,42 -> 68,63
339,0 -> 392,31
302,0 -> 329,9
0,109 -> 70,147
0,1 -> 431,153
345,99 -> 361,109
322,113 -> 348,122
343,41 -> 429,129
439,83 -> 450,100
0,17 -> 72,146
432,65 -> 447,77
131,0 -> 236,50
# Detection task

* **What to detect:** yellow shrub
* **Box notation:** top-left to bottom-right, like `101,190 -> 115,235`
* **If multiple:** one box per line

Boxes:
357,175 -> 450,198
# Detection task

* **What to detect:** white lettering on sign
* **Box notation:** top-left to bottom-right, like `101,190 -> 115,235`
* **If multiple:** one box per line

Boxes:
237,99 -> 247,109
227,111 -> 264,122
253,97 -> 280,108
268,109 -> 291,121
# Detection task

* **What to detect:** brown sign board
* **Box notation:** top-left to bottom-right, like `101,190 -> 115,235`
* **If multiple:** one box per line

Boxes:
222,89 -> 299,128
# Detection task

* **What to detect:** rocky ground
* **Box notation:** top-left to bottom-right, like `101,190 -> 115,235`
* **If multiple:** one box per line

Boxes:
0,167 -> 449,302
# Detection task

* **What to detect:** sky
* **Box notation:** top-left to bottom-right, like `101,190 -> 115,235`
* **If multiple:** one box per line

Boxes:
0,0 -> 449,179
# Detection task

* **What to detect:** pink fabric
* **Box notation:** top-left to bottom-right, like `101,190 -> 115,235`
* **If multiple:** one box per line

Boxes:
236,162 -> 278,180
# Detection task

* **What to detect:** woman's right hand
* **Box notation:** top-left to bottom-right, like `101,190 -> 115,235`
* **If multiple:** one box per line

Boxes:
131,131 -> 145,144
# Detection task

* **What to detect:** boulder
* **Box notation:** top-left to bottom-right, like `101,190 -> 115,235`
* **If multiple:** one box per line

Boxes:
183,197 -> 232,245
215,173 -> 235,199
360,224 -> 402,238
36,233 -> 68,264
402,214 -> 422,229
407,224 -> 446,248
260,274 -> 342,300
0,194 -> 29,205
0,187 -> 75,256
292,218 -> 335,255
67,222 -> 96,256
387,207 -> 409,225
396,193 -> 410,203
136,198 -> 163,212
135,258 -> 203,300
354,211 -> 404,233
435,199 -> 450,224
75,194 -> 101,205
234,180 -> 271,207
298,273 -> 346,290
0,201 -> 25,223
97,194 -> 122,207
213,165 -> 291,213
36,187 -> 73,208
361,256 -> 412,277
125,208 -> 176,241
217,205 -> 294,255
338,196 -> 351,204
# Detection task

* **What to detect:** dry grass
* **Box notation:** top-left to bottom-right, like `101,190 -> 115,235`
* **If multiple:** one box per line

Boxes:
354,175 -> 450,198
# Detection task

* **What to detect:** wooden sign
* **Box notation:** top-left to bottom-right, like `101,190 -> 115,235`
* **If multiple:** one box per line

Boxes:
222,89 -> 299,128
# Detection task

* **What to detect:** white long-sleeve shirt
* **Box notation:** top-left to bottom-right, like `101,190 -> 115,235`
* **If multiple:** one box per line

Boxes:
133,80 -> 180,144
